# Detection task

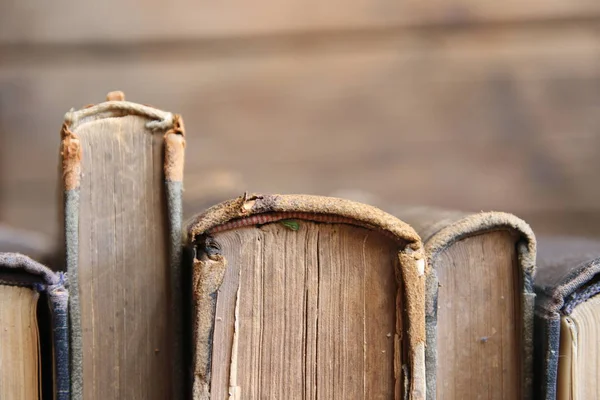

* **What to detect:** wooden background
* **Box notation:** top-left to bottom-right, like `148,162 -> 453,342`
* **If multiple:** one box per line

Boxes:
2,1 -> 600,252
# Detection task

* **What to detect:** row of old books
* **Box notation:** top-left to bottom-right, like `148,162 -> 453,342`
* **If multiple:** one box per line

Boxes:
1,92 -> 597,400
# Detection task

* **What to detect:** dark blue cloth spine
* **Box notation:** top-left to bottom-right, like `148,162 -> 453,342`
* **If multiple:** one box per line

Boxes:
48,276 -> 70,400
533,313 -> 560,400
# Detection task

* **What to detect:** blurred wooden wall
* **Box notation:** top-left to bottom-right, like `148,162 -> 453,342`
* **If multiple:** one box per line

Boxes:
1,0 -> 600,244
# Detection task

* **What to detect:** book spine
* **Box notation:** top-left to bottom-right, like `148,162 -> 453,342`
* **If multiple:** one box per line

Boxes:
424,269 -> 439,400
533,312 -> 560,400
165,116 -> 186,399
47,276 -> 70,400
60,120 -> 83,399
520,241 -> 536,400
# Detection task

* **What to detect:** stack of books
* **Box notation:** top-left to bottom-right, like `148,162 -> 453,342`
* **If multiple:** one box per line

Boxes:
1,92 -> 597,400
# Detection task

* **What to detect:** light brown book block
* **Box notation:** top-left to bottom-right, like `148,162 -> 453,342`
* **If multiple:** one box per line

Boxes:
0,284 -> 39,400
396,208 -> 536,400
60,92 -> 186,399
185,194 -> 427,399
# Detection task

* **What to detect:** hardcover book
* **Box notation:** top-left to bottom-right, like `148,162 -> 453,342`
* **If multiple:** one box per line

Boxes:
0,253 -> 68,400
534,237 -> 600,400
60,91 -> 185,399
184,194 -> 427,400
396,208 -> 536,400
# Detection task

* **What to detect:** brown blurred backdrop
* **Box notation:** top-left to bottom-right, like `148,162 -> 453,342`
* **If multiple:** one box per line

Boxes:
2,1 -> 600,250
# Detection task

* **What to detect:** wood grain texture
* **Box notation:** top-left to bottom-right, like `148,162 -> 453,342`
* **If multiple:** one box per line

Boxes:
3,24 -> 600,239
434,231 -> 521,400
3,25 -> 600,239
76,116 -> 171,399
204,222 -> 400,399
0,285 -> 39,400
1,0 -> 599,44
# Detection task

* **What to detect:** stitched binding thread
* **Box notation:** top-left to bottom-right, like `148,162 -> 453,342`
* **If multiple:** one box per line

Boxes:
47,272 -> 68,292
206,211 -> 402,242
64,101 -> 175,131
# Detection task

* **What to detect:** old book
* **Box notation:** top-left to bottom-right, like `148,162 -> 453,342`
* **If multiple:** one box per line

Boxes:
395,208 -> 536,400
184,194 -> 427,400
0,252 -> 69,400
60,91 -> 186,399
533,237 -> 600,400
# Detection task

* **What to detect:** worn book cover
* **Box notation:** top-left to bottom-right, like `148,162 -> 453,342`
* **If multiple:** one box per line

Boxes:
534,237 -> 600,400
0,252 -> 69,400
60,91 -> 185,399
185,194 -> 427,400
396,208 -> 536,400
